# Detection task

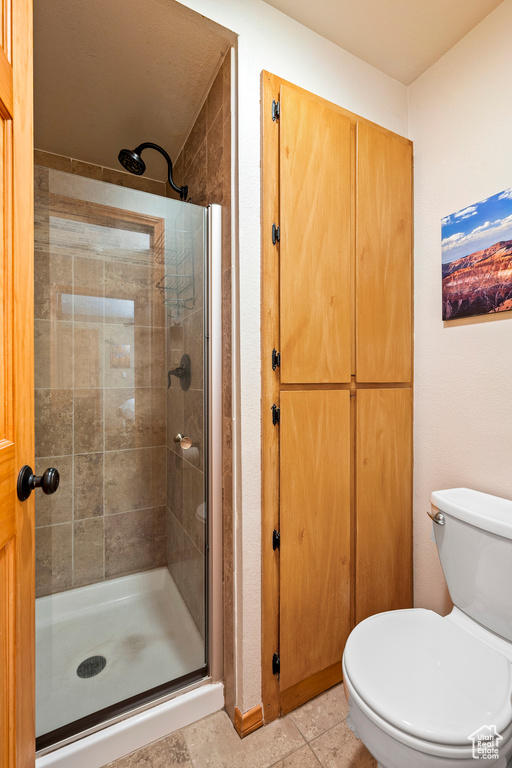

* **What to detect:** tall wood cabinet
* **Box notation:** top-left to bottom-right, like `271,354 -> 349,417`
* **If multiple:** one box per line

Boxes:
262,72 -> 413,721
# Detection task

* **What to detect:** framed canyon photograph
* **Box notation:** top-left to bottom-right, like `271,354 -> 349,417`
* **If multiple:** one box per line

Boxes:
442,187 -> 512,320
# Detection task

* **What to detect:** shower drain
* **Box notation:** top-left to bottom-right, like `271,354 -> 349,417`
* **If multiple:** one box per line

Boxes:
76,655 -> 107,679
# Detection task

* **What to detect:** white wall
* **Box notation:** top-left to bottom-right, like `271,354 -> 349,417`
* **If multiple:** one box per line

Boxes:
409,0 -> 512,615
176,0 -> 409,712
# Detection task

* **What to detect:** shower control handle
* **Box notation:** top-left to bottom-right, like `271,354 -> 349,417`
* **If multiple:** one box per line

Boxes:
174,434 -> 193,450
17,465 -> 60,502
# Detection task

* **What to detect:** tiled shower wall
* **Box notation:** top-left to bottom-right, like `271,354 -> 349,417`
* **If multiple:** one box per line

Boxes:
34,165 -> 168,597
166,51 -> 233,684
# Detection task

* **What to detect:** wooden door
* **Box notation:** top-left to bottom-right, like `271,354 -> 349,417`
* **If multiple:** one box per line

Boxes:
279,85 -> 352,384
356,121 -> 412,383
0,0 -> 34,766
355,388 -> 412,624
279,390 -> 351,701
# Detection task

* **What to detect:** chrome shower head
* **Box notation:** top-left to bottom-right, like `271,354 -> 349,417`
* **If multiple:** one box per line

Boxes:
118,148 -> 146,176
117,142 -> 188,201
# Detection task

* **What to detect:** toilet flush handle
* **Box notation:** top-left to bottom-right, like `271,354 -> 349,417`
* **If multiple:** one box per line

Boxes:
427,508 -> 445,525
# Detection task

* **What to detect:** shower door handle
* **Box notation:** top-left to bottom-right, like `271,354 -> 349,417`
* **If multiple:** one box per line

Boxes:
174,434 -> 193,450
17,465 -> 60,502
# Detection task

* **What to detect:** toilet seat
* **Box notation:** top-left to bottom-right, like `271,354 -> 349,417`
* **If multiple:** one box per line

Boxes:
343,609 -> 512,747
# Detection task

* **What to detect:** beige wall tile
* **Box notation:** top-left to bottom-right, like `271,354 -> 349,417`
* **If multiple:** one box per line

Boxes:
74,389 -> 103,453
105,507 -> 166,579
35,524 -> 73,597
183,389 -> 204,471
182,309 -> 204,391
74,324 -> 103,388
74,256 -> 104,323
206,111 -> 224,206
70,159 -> 103,180
167,511 -> 205,637
35,389 -> 73,458
134,326 -> 165,388
35,455 -> 73,527
104,262 -> 164,328
34,252 -> 73,322
34,319 -> 73,390
74,453 -> 104,519
206,66 -> 224,131
104,447 -> 166,514
35,150 -> 72,173
104,388 -> 166,451
100,166 -> 166,197
103,324 -> 135,388
186,139 -> 207,208
74,518 -> 104,587
183,101 -> 207,172
168,448 -> 207,542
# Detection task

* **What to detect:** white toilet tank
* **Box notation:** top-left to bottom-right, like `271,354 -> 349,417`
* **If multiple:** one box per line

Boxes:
431,488 -> 512,643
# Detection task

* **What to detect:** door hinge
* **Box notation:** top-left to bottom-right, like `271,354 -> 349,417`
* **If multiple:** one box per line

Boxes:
272,349 -> 280,370
272,529 -> 280,550
272,223 -> 280,245
271,404 -> 280,425
272,653 -> 280,676
272,99 -> 280,121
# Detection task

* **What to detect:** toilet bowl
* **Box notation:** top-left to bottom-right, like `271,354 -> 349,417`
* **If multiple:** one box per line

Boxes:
342,488 -> 512,768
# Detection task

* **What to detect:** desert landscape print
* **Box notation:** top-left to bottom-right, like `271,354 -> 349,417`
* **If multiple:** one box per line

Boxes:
442,187 -> 512,320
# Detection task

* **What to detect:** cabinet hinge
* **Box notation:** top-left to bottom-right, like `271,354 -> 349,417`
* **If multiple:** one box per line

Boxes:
271,404 -> 280,425
272,653 -> 280,676
272,99 -> 280,121
272,223 -> 280,245
272,349 -> 281,370
272,529 -> 280,550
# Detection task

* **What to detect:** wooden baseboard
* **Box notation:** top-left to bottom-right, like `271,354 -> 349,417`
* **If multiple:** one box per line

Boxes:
233,704 -> 264,738
280,661 -> 343,716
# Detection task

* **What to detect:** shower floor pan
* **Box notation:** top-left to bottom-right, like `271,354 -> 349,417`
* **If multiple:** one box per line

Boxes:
36,567 -> 205,739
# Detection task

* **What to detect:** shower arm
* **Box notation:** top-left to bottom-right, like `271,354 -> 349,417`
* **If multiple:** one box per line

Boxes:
134,142 -> 188,200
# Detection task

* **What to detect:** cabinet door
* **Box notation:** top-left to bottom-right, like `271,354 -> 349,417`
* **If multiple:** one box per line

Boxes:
279,85 -> 352,384
355,388 -> 412,624
279,390 -> 351,691
356,122 -> 412,383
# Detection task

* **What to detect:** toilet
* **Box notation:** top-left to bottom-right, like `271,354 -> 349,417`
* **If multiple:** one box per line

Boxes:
342,488 -> 512,768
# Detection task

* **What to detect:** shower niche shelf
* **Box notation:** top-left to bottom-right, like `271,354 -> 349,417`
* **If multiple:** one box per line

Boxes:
157,272 -> 195,319
158,233 -> 195,319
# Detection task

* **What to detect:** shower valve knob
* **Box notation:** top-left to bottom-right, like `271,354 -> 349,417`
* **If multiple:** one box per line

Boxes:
17,465 -> 60,502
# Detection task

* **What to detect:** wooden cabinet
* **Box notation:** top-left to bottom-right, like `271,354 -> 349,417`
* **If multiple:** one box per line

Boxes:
262,72 -> 413,720
280,85 -> 352,384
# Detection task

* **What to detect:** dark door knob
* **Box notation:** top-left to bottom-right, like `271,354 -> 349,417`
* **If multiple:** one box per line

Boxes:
17,465 -> 60,502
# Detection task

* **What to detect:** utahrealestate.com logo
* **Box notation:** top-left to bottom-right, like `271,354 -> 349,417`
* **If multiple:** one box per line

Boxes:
468,725 -> 503,760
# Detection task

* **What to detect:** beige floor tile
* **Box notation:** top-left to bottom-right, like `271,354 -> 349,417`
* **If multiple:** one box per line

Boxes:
310,722 -> 377,768
290,685 -> 349,742
270,743 -> 322,767
183,710 -> 305,768
104,731 -> 193,767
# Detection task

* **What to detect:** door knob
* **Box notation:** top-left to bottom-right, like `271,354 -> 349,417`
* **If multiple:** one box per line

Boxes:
17,465 -> 60,502
174,434 -> 192,450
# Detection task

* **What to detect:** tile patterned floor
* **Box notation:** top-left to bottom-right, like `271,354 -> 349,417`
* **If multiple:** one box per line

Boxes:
104,685 -> 377,768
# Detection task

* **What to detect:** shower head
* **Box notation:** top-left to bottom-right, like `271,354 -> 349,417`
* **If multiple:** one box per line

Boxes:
117,142 -> 188,201
118,147 -> 146,176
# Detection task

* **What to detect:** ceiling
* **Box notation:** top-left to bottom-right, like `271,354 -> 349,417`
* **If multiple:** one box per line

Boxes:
263,0 -> 505,84
34,0 -> 235,179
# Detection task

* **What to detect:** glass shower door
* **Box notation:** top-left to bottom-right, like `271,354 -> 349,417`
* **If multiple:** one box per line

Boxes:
34,166 -> 208,747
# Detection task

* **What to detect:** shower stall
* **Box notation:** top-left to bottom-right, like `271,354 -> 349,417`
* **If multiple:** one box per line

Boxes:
33,165 -> 221,751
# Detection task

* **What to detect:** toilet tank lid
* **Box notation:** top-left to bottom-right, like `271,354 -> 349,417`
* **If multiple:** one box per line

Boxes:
431,488 -> 512,540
